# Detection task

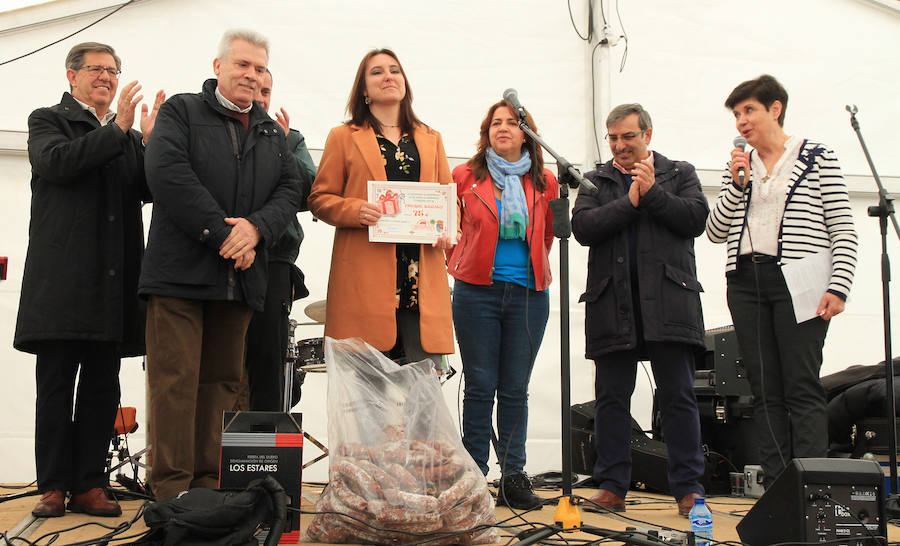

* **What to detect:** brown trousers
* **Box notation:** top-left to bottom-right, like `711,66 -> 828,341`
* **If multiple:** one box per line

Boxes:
146,295 -> 253,500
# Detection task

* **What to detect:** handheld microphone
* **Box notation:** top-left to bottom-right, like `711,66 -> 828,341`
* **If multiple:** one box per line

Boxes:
502,88 -> 528,120
733,135 -> 748,186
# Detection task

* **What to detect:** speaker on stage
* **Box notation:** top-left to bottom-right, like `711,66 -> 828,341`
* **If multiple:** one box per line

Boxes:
571,401 -> 595,476
691,325 -> 760,474
629,418 -> 671,493
570,401 -> 678,493
696,326 -> 752,398
736,458 -> 886,546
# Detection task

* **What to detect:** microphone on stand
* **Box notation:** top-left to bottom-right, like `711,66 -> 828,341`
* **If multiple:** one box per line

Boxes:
499,88 -> 597,194
733,135 -> 748,186
502,88 -> 529,122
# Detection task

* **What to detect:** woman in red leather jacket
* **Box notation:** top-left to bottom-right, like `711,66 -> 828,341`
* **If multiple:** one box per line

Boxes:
447,100 -> 558,510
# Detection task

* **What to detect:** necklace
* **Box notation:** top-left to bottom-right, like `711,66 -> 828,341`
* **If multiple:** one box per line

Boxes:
374,117 -> 400,128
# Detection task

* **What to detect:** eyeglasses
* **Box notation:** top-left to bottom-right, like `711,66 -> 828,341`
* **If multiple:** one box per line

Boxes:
604,130 -> 644,143
77,65 -> 121,77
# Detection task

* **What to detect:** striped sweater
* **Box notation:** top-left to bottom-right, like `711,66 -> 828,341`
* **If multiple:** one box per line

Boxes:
705,139 -> 858,299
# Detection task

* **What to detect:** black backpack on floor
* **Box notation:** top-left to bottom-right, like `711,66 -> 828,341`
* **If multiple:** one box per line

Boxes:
136,476 -> 287,546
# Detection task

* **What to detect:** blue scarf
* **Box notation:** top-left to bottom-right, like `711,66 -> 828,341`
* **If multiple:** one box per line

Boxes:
486,147 -> 531,240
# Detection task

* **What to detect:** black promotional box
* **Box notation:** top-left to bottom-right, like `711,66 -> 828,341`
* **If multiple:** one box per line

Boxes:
219,411 -> 303,542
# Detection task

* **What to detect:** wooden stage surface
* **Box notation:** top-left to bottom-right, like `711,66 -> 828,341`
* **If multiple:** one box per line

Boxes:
4,482 -> 900,545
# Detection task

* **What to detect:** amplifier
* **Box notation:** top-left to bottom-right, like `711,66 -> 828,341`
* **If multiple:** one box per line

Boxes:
697,325 -> 752,398
737,458 -> 886,546
572,426 -> 595,477
629,422 -> 671,494
570,402 -> 670,491
571,401 -> 596,476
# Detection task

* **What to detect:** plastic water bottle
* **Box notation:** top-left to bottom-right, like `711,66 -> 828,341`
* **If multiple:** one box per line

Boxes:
688,496 -> 713,545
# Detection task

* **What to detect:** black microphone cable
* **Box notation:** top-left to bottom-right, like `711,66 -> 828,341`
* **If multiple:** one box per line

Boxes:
496,159 -> 544,515
738,153 -> 788,474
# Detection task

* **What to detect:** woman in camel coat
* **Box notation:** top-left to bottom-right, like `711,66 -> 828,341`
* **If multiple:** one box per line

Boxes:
309,48 -> 454,365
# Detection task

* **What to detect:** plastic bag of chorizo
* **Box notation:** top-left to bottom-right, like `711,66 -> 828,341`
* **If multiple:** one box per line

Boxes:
305,337 -> 499,545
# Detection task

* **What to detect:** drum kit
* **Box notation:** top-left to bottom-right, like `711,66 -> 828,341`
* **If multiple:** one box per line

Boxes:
280,299 -> 330,469
282,299 -> 328,411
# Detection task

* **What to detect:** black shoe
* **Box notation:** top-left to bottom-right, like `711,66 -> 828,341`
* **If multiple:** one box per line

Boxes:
496,473 -> 544,510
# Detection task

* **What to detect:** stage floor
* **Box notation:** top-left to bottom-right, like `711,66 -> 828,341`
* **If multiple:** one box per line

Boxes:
3,482 -> 898,544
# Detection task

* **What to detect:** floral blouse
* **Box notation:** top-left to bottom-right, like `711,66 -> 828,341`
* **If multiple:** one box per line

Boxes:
377,134 -> 421,309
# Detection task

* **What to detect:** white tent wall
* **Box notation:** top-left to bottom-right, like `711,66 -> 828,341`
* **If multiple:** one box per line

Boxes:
0,0 -> 897,484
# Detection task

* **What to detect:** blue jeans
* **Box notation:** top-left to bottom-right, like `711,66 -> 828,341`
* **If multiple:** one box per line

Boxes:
452,279 -> 549,476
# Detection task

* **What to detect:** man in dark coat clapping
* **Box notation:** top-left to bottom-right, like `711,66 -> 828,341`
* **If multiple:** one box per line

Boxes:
571,103 -> 708,518
14,41 -> 164,519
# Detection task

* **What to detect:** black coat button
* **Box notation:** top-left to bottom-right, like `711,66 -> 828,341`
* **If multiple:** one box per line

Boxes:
616,256 -> 624,264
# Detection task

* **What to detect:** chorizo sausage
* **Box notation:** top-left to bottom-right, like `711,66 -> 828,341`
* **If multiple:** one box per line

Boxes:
437,471 -> 478,511
336,442 -> 373,460
327,473 -> 368,513
368,499 -> 442,524
382,487 -> 439,513
385,462 -> 421,492
336,459 -> 383,500
355,458 -> 400,491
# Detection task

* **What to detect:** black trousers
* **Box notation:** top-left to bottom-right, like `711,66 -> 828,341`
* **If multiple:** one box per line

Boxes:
727,257 -> 830,487
387,308 -> 443,368
593,341 -> 706,499
34,340 -> 120,493
245,262 -> 292,411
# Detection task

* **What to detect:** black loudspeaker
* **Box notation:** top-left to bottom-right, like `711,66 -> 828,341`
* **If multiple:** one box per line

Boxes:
736,458 -> 886,546
629,419 -> 671,494
570,401 -> 673,493
696,326 -> 752,398
692,325 -> 760,472
571,401 -> 595,476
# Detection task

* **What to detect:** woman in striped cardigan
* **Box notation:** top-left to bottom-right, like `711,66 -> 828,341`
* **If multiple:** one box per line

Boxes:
706,74 -> 858,487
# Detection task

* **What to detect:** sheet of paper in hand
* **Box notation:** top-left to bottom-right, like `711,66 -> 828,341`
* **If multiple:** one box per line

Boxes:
367,180 -> 457,244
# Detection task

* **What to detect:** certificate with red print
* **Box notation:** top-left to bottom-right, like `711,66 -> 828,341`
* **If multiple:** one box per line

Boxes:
367,180 -> 457,244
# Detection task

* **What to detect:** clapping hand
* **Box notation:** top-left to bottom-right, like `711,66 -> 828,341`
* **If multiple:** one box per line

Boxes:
140,90 -> 166,144
115,81 -> 142,133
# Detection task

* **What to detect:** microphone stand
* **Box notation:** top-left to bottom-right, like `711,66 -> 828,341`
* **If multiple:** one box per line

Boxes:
514,117 -> 596,534
846,105 -> 899,504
